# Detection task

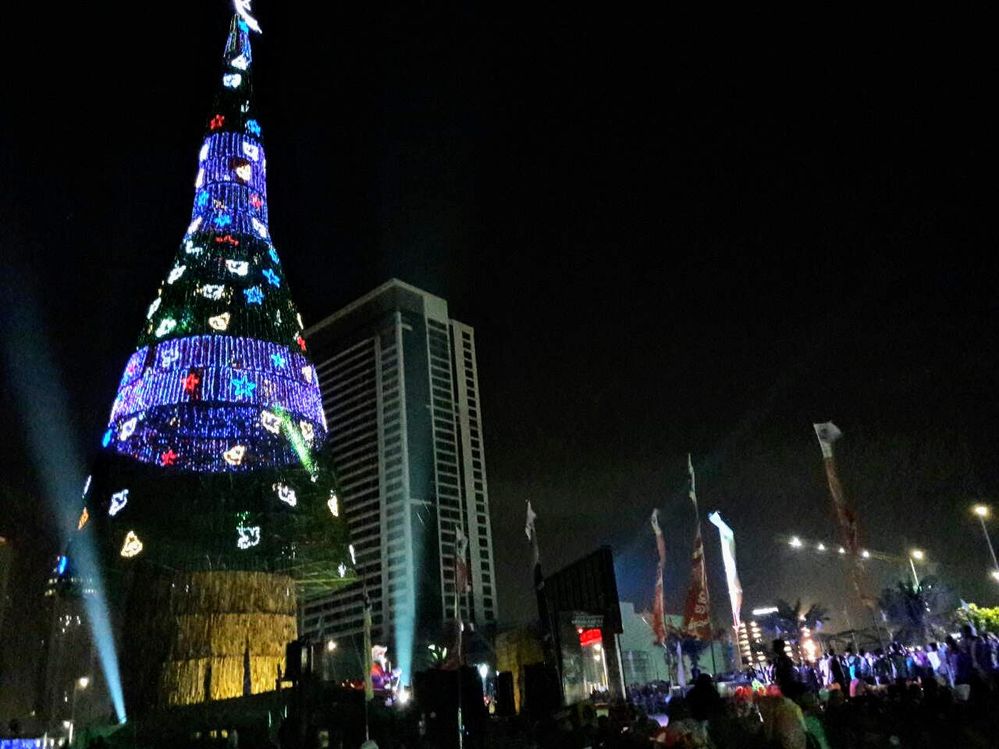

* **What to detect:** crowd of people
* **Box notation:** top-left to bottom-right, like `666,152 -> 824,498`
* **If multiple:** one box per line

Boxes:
764,624 -> 999,702
532,622 -> 999,748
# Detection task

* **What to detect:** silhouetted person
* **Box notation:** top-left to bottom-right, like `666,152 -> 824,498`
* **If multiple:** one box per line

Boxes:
827,647 -> 848,693
687,673 -> 722,721
772,639 -> 799,695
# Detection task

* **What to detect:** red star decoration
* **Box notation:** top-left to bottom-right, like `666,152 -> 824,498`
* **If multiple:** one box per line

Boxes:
249,193 -> 263,209
160,449 -> 178,466
296,335 -> 307,352
183,371 -> 201,394
210,114 -> 225,130
214,234 -> 240,246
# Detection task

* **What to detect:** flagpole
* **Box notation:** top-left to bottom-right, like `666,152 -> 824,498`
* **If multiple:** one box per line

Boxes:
813,423 -> 886,653
682,455 -> 714,666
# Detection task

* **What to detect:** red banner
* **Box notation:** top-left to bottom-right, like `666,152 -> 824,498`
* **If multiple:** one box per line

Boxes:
682,527 -> 712,639
651,509 -> 667,644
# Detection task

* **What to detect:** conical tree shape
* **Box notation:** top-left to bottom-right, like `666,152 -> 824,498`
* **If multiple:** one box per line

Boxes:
71,13 -> 352,710
108,15 -> 320,472
78,13 -> 350,591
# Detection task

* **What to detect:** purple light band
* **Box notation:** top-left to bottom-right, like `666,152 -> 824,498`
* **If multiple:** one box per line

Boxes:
190,132 -> 269,236
111,335 -> 321,425
107,403 -> 318,472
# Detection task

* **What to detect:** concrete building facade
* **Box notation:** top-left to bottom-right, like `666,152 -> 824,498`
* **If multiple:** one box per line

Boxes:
301,280 -> 497,673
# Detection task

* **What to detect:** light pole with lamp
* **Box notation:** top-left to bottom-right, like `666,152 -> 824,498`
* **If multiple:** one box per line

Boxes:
972,505 -> 999,582
908,549 -> 925,588
325,639 -> 337,681
68,676 -> 90,746
477,663 -> 489,701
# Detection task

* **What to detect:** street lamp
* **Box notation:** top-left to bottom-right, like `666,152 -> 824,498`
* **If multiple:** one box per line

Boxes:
477,663 -> 489,699
68,676 -> 90,746
909,550 -> 925,588
325,640 -> 337,681
972,504 -> 999,582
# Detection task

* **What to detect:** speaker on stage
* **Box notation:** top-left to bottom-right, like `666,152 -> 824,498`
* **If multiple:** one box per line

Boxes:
495,671 -> 515,716
523,663 -> 561,719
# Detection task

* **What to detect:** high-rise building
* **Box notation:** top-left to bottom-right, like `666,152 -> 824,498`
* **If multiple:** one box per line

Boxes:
302,280 -> 497,675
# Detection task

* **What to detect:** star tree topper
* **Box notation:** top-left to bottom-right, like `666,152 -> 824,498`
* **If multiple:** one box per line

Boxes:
234,0 -> 262,33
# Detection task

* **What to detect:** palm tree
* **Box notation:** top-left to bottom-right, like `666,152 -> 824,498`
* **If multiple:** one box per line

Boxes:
878,576 -> 952,645
760,599 -> 830,639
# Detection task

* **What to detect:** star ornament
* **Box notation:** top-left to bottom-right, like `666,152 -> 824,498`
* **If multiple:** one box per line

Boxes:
244,286 -> 264,305
270,352 -> 286,368
262,268 -> 280,287
160,449 -> 178,467
183,370 -> 202,394
231,374 -> 257,399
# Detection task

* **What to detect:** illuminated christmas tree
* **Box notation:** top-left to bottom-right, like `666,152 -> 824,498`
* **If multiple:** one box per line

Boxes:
75,8 -> 352,707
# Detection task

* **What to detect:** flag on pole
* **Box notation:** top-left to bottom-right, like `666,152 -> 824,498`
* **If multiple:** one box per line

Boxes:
813,422 -> 872,606
526,500 -> 542,585
675,639 -> 686,688
525,501 -> 539,562
455,526 -> 470,618
707,511 -> 743,629
650,509 -> 667,645
363,594 -> 374,701
682,455 -> 712,639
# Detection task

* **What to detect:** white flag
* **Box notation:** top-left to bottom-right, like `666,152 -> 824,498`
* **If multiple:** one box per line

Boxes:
813,422 -> 842,458
526,501 -> 540,569
687,453 -> 697,505
708,511 -> 743,629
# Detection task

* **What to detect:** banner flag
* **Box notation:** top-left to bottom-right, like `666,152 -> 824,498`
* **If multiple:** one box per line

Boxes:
813,422 -> 873,606
682,526 -> 712,639
708,511 -> 743,629
525,501 -> 540,571
676,639 -> 686,688
682,455 -> 712,639
651,509 -> 667,644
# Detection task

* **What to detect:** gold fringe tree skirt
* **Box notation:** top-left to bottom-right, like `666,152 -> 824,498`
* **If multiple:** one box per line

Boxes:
123,569 -> 298,708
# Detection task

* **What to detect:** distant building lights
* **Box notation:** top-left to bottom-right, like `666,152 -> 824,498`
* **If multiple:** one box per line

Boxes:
861,549 -> 871,559
789,536 -> 803,548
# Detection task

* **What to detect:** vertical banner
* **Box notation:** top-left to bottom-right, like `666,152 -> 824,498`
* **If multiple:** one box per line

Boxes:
650,509 -> 667,644
455,527 -> 470,620
682,455 -> 712,639
707,511 -> 743,629
813,422 -> 872,607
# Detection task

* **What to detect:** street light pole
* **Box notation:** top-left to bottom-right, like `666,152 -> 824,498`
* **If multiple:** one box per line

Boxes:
973,505 -> 999,581
909,549 -> 924,589
68,676 -> 90,746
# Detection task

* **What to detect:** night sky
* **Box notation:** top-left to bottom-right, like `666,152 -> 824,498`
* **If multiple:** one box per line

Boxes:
3,3 -> 999,704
